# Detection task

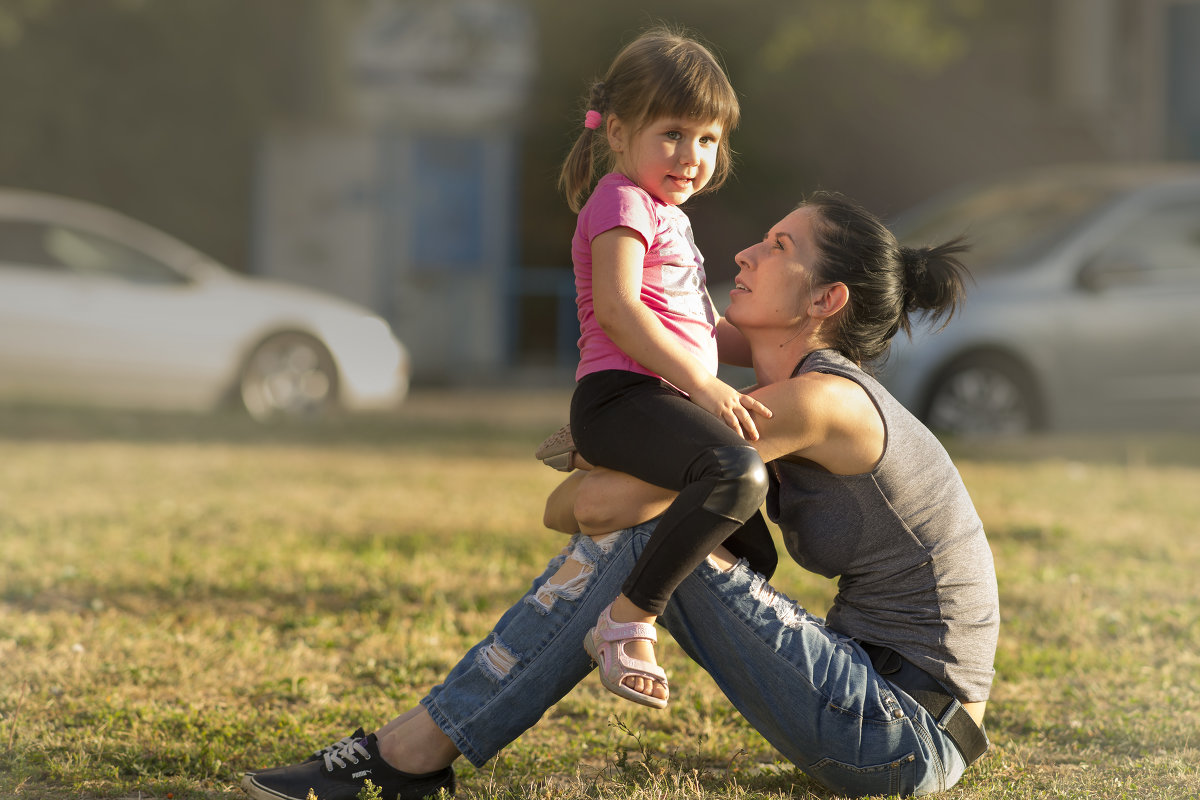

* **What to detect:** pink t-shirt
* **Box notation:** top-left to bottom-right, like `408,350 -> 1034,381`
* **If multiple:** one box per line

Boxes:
573,173 -> 719,382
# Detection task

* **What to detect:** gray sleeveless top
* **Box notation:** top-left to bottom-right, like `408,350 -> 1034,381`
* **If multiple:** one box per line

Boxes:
767,349 -> 999,702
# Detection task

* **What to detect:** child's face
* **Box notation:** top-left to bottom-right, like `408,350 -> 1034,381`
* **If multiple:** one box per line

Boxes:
609,115 -> 722,206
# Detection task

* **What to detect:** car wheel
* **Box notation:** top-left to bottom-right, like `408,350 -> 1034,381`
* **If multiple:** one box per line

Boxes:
921,353 -> 1043,435
238,332 -> 338,422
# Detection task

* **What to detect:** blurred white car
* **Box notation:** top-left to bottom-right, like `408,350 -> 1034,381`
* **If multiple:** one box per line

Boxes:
0,188 -> 410,420
878,163 -> 1200,435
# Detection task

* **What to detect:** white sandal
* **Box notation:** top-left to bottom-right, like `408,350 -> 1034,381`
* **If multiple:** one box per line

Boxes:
583,602 -> 669,709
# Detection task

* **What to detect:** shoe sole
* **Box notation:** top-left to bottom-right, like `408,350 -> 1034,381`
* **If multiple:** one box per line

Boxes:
240,774 -> 293,800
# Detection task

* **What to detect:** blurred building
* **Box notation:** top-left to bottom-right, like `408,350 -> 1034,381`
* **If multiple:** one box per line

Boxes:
252,0 -> 535,381
1052,0 -> 1200,159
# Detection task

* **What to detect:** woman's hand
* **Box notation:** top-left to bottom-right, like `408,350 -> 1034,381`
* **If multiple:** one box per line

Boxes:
688,375 -> 772,441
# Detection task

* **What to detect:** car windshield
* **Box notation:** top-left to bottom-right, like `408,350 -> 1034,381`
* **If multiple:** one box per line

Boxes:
892,174 -> 1128,276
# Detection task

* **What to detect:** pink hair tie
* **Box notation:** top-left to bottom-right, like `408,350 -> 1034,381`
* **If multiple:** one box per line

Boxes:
584,110 -> 602,130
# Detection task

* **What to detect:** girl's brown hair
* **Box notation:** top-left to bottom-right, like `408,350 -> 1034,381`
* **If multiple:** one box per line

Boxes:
558,26 -> 740,213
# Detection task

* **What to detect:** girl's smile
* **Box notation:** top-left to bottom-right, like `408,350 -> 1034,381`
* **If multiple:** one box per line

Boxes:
608,116 -> 722,206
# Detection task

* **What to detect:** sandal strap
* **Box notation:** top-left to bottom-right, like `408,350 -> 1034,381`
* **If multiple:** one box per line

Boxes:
593,619 -> 657,644
611,653 -> 667,682
587,626 -> 667,681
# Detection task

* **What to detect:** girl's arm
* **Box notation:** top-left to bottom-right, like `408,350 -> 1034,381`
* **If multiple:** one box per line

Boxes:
591,228 -> 770,439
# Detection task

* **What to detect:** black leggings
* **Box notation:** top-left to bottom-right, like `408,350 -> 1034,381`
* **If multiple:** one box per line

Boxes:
570,370 -> 769,615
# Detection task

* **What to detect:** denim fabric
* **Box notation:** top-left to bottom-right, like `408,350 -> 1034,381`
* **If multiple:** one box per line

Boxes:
421,523 -> 968,798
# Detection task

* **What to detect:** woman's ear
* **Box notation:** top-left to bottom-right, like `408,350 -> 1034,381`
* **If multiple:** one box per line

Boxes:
811,282 -> 849,319
606,115 -> 626,153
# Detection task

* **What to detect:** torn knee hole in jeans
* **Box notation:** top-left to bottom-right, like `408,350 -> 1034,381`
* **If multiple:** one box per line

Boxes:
749,575 -> 778,605
531,553 -> 592,610
478,633 -> 521,680
750,575 -> 816,629
528,532 -> 622,613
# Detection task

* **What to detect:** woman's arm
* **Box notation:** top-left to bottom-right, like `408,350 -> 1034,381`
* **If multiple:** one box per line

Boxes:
545,372 -> 885,536
742,372 -> 884,473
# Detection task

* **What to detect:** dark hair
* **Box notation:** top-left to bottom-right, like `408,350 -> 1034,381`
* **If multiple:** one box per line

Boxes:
558,26 -> 740,213
803,190 -> 969,366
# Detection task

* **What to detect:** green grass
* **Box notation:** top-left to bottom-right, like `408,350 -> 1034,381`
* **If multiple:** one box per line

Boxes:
2,390 -> 1199,799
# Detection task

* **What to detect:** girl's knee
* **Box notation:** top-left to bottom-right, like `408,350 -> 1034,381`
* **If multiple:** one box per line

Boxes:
700,444 -> 769,521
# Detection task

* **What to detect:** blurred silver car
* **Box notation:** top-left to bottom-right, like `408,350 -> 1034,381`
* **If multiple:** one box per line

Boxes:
0,189 -> 410,420
878,163 -> 1200,435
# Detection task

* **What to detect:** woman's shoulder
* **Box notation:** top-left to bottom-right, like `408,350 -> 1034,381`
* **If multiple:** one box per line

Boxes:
750,367 -> 884,472
793,348 -> 861,380
754,356 -> 869,414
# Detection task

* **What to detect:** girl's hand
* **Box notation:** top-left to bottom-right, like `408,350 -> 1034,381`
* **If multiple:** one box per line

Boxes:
690,376 -> 772,440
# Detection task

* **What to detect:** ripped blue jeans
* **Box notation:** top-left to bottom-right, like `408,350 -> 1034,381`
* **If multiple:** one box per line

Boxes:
421,522 -> 968,797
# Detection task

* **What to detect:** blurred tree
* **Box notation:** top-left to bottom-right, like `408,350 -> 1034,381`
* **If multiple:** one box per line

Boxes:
758,0 -> 983,75
0,0 -> 62,48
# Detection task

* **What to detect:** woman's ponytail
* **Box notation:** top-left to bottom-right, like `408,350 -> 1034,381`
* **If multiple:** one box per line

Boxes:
804,191 -> 972,367
899,239 -> 970,334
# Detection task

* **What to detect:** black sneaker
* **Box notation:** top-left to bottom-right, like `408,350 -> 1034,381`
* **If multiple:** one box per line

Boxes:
241,733 -> 455,800
244,727 -> 367,777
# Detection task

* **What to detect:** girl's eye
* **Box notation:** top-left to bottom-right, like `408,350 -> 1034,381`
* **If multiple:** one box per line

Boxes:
665,131 -> 681,141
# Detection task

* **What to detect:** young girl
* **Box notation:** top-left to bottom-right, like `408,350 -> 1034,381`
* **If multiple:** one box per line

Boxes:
555,27 -> 772,709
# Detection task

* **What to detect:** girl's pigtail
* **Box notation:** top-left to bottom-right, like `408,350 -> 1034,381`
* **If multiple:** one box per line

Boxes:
558,81 -> 607,213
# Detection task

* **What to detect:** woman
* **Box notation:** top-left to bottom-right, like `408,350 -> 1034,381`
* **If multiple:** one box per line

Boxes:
242,192 -> 999,800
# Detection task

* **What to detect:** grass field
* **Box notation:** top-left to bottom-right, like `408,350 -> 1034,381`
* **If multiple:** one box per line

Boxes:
2,389 -> 1199,799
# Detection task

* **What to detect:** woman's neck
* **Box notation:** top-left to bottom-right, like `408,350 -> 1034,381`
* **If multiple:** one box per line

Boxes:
748,330 -> 828,387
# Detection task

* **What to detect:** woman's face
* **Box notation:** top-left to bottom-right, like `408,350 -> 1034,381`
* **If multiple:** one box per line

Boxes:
726,206 -> 824,331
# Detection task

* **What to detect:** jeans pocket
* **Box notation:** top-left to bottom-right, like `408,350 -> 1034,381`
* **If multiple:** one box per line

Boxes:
807,752 -> 917,798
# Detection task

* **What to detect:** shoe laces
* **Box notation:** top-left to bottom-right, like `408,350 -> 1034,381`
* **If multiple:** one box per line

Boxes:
322,737 -> 371,771
314,734 -> 359,759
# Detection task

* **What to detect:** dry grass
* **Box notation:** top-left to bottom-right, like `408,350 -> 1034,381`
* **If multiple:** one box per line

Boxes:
2,390 -> 1199,799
